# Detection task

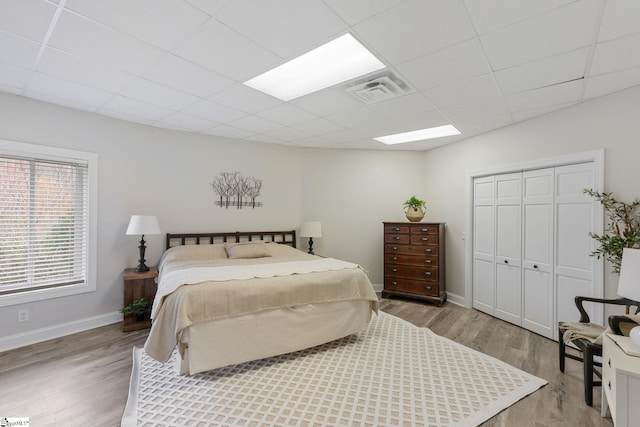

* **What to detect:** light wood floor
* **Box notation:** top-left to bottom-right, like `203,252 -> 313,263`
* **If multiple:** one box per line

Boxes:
0,298 -> 613,426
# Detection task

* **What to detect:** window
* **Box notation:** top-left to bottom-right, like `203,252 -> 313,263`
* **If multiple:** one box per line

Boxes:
0,140 -> 97,306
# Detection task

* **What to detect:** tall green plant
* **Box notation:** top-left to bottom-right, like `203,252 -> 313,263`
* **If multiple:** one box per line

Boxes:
584,189 -> 640,273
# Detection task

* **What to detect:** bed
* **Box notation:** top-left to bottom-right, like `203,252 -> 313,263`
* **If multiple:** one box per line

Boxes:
143,230 -> 379,375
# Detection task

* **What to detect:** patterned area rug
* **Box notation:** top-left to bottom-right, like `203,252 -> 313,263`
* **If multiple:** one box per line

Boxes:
122,312 -> 546,426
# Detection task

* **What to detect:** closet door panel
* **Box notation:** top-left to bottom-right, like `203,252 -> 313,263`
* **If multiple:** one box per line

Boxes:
522,169 -> 554,338
494,173 -> 521,325
555,163 -> 597,336
473,176 -> 495,314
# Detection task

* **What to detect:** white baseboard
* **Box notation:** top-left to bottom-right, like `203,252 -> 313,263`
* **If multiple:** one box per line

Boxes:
446,292 -> 466,307
0,311 -> 122,353
372,283 -> 383,293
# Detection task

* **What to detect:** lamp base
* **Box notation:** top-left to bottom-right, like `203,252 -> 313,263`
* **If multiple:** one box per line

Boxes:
135,235 -> 149,273
134,263 -> 150,273
307,237 -> 314,255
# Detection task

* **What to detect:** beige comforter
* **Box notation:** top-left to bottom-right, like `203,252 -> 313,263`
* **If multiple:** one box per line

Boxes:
144,244 -> 379,363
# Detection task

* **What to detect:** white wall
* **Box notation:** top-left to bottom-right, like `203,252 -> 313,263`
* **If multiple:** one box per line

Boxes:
422,84 -> 640,311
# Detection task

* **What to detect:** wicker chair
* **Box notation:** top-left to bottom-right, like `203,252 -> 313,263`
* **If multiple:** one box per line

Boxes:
558,296 -> 639,406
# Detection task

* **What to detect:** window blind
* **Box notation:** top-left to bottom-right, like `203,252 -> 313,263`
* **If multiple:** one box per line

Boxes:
0,154 -> 89,294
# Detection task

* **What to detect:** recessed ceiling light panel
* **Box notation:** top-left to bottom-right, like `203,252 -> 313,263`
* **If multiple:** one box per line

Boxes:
374,124 -> 461,145
243,33 -> 385,101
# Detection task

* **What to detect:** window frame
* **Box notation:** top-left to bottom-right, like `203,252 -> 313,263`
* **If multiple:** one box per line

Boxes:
0,140 -> 97,307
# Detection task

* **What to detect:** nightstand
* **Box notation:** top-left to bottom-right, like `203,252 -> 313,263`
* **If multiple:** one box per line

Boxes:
122,266 -> 158,332
602,334 -> 640,426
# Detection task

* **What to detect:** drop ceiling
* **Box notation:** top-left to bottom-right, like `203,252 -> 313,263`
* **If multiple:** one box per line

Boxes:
1,0 -> 639,151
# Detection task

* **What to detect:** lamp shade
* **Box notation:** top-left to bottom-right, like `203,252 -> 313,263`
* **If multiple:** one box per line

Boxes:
126,215 -> 161,236
300,221 -> 322,238
617,248 -> 640,302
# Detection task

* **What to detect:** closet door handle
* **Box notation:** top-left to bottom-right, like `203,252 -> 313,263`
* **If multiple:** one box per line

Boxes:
504,260 -> 508,264
533,264 -> 538,269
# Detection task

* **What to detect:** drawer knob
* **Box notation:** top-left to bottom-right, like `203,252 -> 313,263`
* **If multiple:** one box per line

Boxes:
425,260 -> 432,264
424,249 -> 432,253
392,268 -> 397,272
392,257 -> 398,261
392,246 -> 398,250
421,237 -> 429,241
393,227 -> 400,231
425,272 -> 431,276
391,281 -> 398,286
424,286 -> 432,290
421,228 -> 428,232
394,236 -> 400,240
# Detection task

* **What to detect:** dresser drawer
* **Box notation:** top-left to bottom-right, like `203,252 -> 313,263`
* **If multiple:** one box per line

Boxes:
385,277 -> 439,296
385,244 -> 439,256
385,264 -> 439,281
410,234 -> 438,245
385,234 -> 410,244
410,225 -> 439,235
384,224 -> 411,234
385,253 -> 438,266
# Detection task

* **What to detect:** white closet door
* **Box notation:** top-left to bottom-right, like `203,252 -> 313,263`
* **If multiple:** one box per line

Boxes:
522,168 -> 554,338
555,162 -> 597,340
473,176 -> 495,315
494,173 -> 522,325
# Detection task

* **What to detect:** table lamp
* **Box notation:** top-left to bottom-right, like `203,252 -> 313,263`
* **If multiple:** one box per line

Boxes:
126,215 -> 161,272
300,221 -> 322,255
617,247 -> 640,348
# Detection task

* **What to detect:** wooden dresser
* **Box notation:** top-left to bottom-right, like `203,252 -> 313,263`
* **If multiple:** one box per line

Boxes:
382,222 -> 446,306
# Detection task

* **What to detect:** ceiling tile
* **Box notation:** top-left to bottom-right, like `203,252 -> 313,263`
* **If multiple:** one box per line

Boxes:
584,67 -> 640,99
325,106 -> 392,131
455,113 -> 514,135
118,78 -> 199,111
353,0 -> 475,65
183,0 -> 232,16
290,118 -> 345,136
64,0 -> 210,51
368,92 -> 436,121
203,124 -> 255,139
48,11 -> 165,75
0,31 -> 41,68
100,95 -> 174,121
424,74 -> 501,109
143,54 -> 234,98
261,126 -> 311,142
37,47 -> 135,93
495,48 -> 590,94
396,39 -> 490,91
505,79 -> 583,112
255,103 -> 318,126
208,84 -> 282,114
590,33 -> 640,76
216,0 -> 346,58
182,98 -> 247,123
443,98 -> 508,123
323,0 -> 403,26
0,0 -> 58,42
480,0 -> 600,71
227,115 -> 283,134
290,86 -> 363,117
597,0 -> 640,43
172,18 -> 282,81
156,112 -> 218,132
511,101 -> 577,122
26,71 -> 113,107
463,0 -> 575,35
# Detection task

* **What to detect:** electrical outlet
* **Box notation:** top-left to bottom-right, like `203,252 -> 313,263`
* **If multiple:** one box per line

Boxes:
18,309 -> 29,323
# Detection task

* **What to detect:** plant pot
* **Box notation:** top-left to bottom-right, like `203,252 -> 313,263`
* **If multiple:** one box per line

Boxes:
135,313 -> 145,322
405,206 -> 425,222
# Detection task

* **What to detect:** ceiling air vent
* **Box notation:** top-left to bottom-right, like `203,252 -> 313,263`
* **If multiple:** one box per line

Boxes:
345,73 -> 412,104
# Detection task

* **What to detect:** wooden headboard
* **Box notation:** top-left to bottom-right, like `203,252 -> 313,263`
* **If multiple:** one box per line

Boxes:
166,230 -> 297,250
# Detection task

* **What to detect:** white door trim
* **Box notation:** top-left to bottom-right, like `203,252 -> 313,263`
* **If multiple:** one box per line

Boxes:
464,149 -> 605,318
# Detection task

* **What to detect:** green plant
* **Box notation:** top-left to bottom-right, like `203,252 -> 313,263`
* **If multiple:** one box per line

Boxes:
403,196 -> 426,210
119,297 -> 151,316
584,189 -> 640,273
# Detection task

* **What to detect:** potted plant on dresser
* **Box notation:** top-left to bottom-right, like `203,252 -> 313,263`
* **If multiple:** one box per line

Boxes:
403,196 -> 426,222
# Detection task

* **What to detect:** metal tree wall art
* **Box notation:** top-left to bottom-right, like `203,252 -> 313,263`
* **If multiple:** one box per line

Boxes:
211,171 -> 263,209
